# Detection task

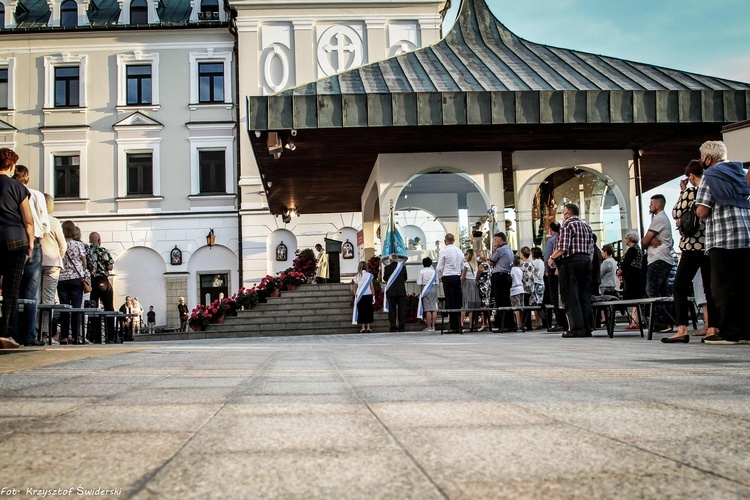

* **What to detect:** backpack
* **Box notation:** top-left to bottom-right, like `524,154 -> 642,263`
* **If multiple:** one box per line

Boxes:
679,203 -> 700,237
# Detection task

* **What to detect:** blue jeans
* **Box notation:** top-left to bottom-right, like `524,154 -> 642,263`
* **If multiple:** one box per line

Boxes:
646,259 -> 673,327
13,238 -> 42,344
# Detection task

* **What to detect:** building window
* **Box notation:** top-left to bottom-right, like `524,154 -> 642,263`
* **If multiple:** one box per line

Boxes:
130,0 -> 148,24
60,0 -> 78,27
0,5 -> 5,28
0,68 -> 7,109
126,65 -> 151,105
54,155 -> 80,199
200,0 -> 219,20
54,67 -> 79,107
199,150 -> 226,194
127,153 -> 153,196
198,62 -> 224,103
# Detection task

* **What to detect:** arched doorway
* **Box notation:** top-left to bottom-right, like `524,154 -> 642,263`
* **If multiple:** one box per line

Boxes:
112,246 -> 167,322
532,167 -> 625,252
395,171 -> 492,248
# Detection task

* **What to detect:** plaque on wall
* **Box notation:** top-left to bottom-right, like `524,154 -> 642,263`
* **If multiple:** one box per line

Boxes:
276,241 -> 288,261
170,246 -> 182,266
342,240 -> 354,259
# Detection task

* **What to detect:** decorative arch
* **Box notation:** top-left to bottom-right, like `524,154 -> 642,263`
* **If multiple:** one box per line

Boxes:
332,226 -> 358,275
112,246 -> 167,323
187,244 -> 238,308
518,165 -> 628,248
267,228 -> 297,275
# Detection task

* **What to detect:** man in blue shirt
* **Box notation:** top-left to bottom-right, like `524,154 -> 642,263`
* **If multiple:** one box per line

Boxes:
488,232 -> 514,331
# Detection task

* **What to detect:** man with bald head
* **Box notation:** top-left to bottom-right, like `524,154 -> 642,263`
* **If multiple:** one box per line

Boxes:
89,231 -> 116,341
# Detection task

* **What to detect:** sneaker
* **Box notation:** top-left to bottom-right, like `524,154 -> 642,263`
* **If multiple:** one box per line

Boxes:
423,327 -> 432,332
702,335 -> 740,345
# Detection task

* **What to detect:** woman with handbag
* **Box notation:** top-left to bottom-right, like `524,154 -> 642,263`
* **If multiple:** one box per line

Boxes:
40,194 -> 67,343
57,220 -> 88,344
663,160 -> 715,343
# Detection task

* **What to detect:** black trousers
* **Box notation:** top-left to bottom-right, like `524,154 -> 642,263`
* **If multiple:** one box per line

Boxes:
0,239 -> 29,339
543,272 -> 567,328
90,276 -> 115,339
491,272 -> 513,329
673,250 -> 714,327
558,255 -> 593,336
442,275 -> 462,330
387,295 -> 406,332
709,247 -> 750,341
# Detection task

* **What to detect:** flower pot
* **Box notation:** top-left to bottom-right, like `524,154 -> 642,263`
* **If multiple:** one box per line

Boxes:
191,325 -> 203,332
269,289 -> 280,298
214,314 -> 225,324
286,285 -> 297,292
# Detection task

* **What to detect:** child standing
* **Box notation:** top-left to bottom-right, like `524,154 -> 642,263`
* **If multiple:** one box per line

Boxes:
510,255 -> 524,330
417,257 -> 438,332
146,306 -> 156,334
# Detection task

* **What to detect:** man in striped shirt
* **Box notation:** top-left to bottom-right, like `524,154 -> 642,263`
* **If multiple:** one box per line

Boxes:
548,203 -> 595,338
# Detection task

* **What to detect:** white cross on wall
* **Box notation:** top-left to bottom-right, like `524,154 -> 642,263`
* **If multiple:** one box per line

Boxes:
324,33 -> 355,71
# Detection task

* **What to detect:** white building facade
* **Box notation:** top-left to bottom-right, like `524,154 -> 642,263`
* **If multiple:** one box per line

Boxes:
0,0 -> 446,326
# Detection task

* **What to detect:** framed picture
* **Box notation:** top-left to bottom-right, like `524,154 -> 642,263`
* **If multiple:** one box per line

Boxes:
342,240 -> 354,259
170,246 -> 182,266
276,241 -> 288,261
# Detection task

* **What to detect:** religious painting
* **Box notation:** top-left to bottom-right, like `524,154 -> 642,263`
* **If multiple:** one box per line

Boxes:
276,241 -> 288,261
342,240 -> 354,259
170,246 -> 182,266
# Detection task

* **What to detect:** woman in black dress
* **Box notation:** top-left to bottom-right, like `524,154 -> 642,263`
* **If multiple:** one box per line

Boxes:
619,231 -> 644,329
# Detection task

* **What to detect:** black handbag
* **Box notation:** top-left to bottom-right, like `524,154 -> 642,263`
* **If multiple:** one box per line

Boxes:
679,203 -> 700,237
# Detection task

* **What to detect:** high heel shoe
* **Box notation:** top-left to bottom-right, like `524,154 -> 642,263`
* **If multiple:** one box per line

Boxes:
661,335 -> 689,343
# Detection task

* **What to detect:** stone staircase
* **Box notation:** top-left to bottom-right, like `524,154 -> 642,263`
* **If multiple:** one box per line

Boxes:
136,283 -> 423,341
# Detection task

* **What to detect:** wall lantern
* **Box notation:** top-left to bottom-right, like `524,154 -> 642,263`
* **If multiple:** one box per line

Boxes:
206,228 -> 216,249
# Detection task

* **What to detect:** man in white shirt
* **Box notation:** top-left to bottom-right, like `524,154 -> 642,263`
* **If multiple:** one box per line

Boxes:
12,165 -> 50,346
642,194 -> 675,332
437,233 -> 464,332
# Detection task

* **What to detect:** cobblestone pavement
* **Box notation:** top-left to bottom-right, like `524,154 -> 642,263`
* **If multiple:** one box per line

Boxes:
1,331 -> 749,499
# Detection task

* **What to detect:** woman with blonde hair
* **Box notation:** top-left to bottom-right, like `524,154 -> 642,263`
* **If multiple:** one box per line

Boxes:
460,248 -> 481,331
40,194 -> 67,343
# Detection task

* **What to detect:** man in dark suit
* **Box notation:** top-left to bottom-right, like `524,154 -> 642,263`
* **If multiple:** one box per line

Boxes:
383,256 -> 408,332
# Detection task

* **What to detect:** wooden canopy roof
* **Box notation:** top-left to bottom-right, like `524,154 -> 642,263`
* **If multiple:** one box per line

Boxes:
248,0 -> 750,215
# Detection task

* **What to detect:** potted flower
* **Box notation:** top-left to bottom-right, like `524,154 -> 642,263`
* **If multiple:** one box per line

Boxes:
235,287 -> 259,310
188,305 -> 211,331
208,299 -> 229,323
259,275 -> 282,297
280,270 -> 306,291
293,248 -> 316,280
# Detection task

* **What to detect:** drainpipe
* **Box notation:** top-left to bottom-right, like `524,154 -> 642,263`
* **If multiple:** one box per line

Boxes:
632,148 -> 645,236
226,1 -> 243,285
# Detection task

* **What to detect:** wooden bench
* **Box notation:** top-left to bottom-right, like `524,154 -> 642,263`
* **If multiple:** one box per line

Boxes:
437,305 -> 544,334
591,297 -> 676,340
